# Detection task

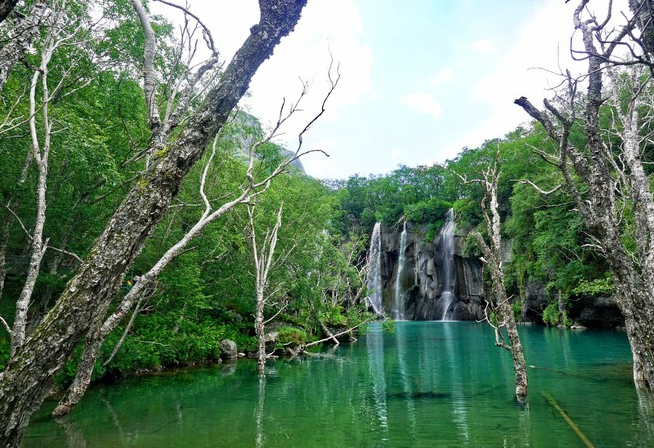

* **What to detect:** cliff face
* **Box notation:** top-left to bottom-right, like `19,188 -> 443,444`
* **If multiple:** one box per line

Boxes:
519,277 -> 624,328
376,222 -> 484,321
370,221 -> 624,327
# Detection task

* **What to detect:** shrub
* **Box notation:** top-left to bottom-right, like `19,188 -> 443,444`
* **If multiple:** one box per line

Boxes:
277,326 -> 307,345
542,302 -> 561,326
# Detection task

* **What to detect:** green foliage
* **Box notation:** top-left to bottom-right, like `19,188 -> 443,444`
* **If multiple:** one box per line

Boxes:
404,197 -> 452,224
0,0 -> 626,388
542,303 -> 565,327
511,300 -> 522,320
573,276 -> 615,296
542,302 -> 573,327
335,164 -> 455,230
0,338 -> 9,371
382,319 -> 396,334
277,326 -> 308,345
319,305 -> 347,327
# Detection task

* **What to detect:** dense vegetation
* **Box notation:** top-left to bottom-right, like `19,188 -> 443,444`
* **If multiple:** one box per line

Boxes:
0,0 -> 369,389
0,10 -> 617,387
0,102 -> 371,378
6,3 -> 654,441
334,126 -> 611,327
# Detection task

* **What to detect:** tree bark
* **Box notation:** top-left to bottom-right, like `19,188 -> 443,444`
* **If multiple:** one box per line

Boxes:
50,319 -> 104,418
470,154 -> 528,402
0,1 -> 307,445
255,287 -> 267,374
0,0 -> 17,24
0,1 -> 51,91
514,1 -> 654,395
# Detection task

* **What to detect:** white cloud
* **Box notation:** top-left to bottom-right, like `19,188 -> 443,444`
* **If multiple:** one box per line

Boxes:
152,0 -> 372,156
430,2 -> 580,164
429,67 -> 454,86
470,39 -> 500,57
401,92 -> 443,121
241,0 -> 373,136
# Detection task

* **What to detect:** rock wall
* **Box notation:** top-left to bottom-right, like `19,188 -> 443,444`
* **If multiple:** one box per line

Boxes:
519,276 -> 624,328
371,221 -> 625,327
377,222 -> 485,321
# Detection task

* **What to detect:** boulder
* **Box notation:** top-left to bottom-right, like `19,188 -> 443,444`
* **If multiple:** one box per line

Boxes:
219,339 -> 238,360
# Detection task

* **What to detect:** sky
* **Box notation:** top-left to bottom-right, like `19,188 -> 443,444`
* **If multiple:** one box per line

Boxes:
152,0 -> 630,180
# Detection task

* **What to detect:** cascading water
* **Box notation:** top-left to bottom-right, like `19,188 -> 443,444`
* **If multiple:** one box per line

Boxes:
366,222 -> 383,315
437,209 -> 457,321
392,221 -> 407,320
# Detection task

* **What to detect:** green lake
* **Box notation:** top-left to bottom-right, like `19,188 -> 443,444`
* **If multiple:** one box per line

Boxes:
23,322 -> 654,447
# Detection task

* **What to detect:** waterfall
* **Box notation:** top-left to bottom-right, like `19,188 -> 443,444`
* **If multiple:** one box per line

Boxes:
366,222 -> 383,315
392,221 -> 407,320
437,209 -> 457,321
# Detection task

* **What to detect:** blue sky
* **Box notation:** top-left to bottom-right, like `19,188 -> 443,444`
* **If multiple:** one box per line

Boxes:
155,1 -> 627,180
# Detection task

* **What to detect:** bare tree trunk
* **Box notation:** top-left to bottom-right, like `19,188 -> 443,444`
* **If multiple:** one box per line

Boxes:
320,321 -> 340,346
467,151 -> 528,402
0,0 -> 17,24
0,2 -> 307,445
0,1 -> 50,91
10,11 -> 60,355
0,213 -> 10,302
515,1 -> 654,394
249,203 -> 284,374
52,289 -> 147,417
255,286 -> 267,374
51,320 -> 104,418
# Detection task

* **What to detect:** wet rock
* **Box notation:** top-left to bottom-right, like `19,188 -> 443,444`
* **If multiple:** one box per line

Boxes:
377,221 -> 484,321
569,295 -> 624,329
219,339 -> 238,360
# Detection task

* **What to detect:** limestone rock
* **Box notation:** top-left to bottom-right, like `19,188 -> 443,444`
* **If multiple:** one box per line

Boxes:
376,221 -> 485,321
219,339 -> 238,360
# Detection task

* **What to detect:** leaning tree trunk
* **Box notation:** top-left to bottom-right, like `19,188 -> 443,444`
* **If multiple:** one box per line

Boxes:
514,1 -> 654,395
468,153 -> 528,402
609,256 -> 654,389
487,262 -> 529,401
50,319 -> 105,418
0,2 -> 307,445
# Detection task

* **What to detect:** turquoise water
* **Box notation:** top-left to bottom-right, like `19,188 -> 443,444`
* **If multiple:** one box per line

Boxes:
24,322 -> 654,447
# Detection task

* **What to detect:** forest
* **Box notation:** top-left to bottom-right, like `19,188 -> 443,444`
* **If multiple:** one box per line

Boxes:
2,0 -> 654,446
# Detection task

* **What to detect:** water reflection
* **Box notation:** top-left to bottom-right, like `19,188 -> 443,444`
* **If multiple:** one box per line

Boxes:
23,322 -> 654,447
442,322 -> 470,444
365,323 -> 389,437
54,415 -> 87,448
394,322 -> 416,440
255,373 -> 266,448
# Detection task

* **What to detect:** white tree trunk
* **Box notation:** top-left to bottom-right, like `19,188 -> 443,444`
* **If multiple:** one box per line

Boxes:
467,153 -> 528,402
249,203 -> 284,374
515,2 -> 654,395
10,12 -> 60,355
